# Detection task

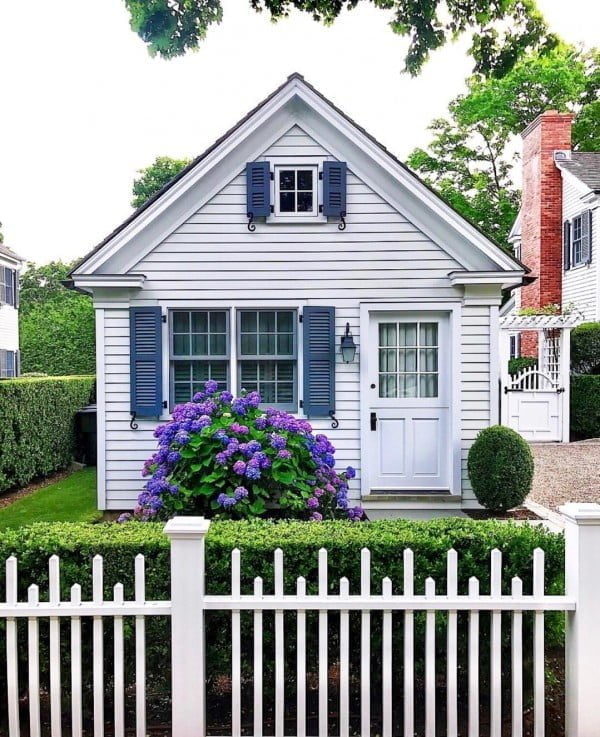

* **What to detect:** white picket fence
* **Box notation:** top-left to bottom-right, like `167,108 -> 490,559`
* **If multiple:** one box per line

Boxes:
2,504 -> 600,736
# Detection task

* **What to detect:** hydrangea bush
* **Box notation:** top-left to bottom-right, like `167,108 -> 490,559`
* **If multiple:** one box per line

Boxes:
128,381 -> 363,522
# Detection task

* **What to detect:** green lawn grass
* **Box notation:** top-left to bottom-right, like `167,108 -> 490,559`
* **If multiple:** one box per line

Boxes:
0,467 -> 101,529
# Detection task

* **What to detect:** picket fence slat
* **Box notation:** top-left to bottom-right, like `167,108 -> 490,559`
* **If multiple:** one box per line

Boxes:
6,510 -> 598,737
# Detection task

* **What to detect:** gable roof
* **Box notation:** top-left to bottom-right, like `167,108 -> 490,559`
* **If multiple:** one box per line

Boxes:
558,153 -> 600,193
70,73 -> 524,279
0,244 -> 25,264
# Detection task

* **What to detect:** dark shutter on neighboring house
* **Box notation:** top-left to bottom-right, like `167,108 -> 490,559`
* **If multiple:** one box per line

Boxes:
302,306 -> 336,418
322,161 -> 347,218
563,221 -> 571,271
130,306 -> 163,417
13,270 -> 19,308
582,210 -> 593,264
246,161 -> 271,218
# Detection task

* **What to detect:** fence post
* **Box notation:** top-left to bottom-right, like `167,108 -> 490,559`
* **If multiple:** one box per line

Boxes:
164,516 -> 211,737
561,503 -> 600,736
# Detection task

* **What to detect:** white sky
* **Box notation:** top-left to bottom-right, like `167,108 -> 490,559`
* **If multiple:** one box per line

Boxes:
0,0 -> 598,264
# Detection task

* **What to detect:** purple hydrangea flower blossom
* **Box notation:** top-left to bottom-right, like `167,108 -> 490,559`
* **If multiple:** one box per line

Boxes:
233,460 -> 247,475
277,449 -> 292,459
345,466 -> 356,479
234,486 -> 249,500
310,512 -> 323,522
230,423 -> 249,435
270,434 -> 287,450
204,380 -> 219,395
307,497 -> 319,509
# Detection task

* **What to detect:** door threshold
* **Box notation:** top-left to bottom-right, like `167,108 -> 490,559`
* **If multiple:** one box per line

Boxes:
369,489 -> 452,495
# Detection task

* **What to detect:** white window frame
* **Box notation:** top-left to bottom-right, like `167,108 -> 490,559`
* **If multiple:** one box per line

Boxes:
273,164 -> 319,218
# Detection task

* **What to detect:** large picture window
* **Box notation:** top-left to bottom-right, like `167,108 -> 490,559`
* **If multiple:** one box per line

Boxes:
170,310 -> 229,404
238,310 -> 297,410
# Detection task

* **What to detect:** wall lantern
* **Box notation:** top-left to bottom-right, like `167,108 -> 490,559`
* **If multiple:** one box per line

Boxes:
340,323 -> 357,363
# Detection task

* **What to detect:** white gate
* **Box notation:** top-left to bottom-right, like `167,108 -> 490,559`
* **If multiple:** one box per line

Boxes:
504,366 -> 563,441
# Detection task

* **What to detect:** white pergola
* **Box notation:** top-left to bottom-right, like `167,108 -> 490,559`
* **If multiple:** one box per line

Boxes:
499,313 -> 584,442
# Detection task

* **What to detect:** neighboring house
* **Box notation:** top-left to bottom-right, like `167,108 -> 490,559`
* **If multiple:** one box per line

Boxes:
69,74 -> 524,517
0,244 -> 24,378
507,111 -> 600,355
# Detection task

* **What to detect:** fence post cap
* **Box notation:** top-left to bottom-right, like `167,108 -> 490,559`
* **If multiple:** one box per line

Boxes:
559,503 -> 600,525
164,516 -> 211,538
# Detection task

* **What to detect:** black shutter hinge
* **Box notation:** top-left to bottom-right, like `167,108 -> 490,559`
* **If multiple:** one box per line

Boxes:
162,314 -> 167,323
319,204 -> 323,213
299,313 -> 303,323
163,400 -> 168,409
270,171 -> 274,180
319,171 -> 323,180
270,205 -> 274,213
299,400 -> 303,409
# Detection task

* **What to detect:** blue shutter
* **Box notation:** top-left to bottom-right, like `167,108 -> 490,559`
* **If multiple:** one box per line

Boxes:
130,306 -> 163,417
563,221 -> 571,271
322,161 -> 347,218
246,161 -> 271,218
583,210 -> 592,264
13,270 -> 19,309
303,306 -> 336,418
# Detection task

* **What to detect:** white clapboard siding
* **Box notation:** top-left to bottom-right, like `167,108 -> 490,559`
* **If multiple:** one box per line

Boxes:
98,125 -> 492,510
561,173 -> 598,320
0,303 -> 19,352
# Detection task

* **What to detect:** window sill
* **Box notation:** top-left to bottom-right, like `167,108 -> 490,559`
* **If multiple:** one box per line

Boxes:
266,215 -> 327,225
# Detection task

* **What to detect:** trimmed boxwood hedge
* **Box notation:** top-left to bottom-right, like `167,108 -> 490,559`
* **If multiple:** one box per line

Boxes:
0,519 -> 564,730
0,376 -> 95,494
571,374 -> 600,439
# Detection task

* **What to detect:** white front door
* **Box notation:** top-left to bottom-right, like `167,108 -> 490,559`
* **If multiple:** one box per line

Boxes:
365,312 -> 451,492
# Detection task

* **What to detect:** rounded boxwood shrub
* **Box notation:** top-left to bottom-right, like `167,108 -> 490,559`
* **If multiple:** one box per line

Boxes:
571,322 -> 600,375
467,425 -> 534,512
130,380 -> 362,522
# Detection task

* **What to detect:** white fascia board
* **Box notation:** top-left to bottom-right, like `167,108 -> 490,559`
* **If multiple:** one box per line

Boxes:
449,270 -> 525,289
71,274 -> 146,291
0,254 -> 23,270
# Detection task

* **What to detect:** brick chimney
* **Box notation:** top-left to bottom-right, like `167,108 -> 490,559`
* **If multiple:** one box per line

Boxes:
518,111 -> 574,355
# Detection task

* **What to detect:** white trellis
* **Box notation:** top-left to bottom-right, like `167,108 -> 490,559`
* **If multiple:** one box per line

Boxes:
499,314 -> 582,442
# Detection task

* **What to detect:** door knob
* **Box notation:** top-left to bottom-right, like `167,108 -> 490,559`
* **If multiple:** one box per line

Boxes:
370,412 -> 377,431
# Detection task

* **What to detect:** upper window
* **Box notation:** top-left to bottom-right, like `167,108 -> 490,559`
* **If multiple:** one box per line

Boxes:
274,166 -> 317,217
170,310 -> 229,404
572,214 -> 584,266
378,322 -> 439,399
238,310 -> 297,410
0,267 -> 15,307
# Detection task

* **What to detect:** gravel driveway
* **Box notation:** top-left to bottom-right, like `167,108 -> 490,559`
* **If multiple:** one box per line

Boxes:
527,440 -> 600,511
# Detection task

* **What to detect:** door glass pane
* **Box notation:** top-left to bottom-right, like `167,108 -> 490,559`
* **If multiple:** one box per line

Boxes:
419,348 -> 438,372
379,374 -> 397,398
398,348 -> 417,372
398,323 -> 417,347
379,323 -> 397,347
379,348 -> 397,373
420,374 -> 438,398
399,374 -> 418,398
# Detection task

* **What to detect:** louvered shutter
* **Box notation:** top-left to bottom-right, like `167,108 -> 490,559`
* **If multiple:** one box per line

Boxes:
582,210 -> 593,264
303,306 -> 336,417
322,161 -> 347,218
130,306 -> 163,417
563,221 -> 571,271
13,270 -> 19,308
246,161 -> 271,218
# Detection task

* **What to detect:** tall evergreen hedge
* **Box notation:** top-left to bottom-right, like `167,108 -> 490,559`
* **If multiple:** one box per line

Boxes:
571,375 -> 600,439
0,376 -> 95,493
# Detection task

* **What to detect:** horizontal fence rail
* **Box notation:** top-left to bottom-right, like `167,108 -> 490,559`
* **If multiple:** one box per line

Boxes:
2,504 -> 600,736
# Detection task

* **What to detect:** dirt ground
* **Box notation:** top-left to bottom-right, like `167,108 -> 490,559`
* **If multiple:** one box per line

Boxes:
527,440 -> 600,511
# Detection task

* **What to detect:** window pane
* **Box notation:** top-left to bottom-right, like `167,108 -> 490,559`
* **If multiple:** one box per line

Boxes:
260,383 -> 276,403
173,312 -> 189,333
210,311 -> 227,333
240,312 -> 257,332
280,192 -> 294,212
191,362 -> 209,381
398,348 -> 417,372
174,384 -> 190,404
379,374 -> 397,398
297,170 -> 313,190
259,311 -> 276,332
191,312 -> 208,333
209,361 -> 228,384
277,361 -> 294,381
192,334 -> 208,356
173,334 -> 190,356
210,333 -> 227,355
420,374 -> 438,398
259,362 -> 277,381
379,348 -> 396,373
297,192 -> 313,212
279,170 -> 295,190
277,383 -> 294,403
174,362 -> 191,381
420,348 -> 438,372
277,334 -> 293,355
379,323 -> 397,347
241,333 -> 257,355
398,323 -> 417,346
259,334 -> 276,355
399,374 -> 418,398
277,311 -> 293,332
420,323 -> 438,346
241,362 -> 258,383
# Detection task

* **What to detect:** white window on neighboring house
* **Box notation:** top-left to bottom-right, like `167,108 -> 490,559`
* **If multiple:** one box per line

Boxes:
170,310 -> 229,404
0,267 -> 15,306
0,350 -> 16,378
238,309 -> 297,411
274,166 -> 318,216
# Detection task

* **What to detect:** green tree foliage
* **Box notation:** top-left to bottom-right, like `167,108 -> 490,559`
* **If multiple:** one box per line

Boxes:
123,0 -> 557,77
19,261 -> 95,376
571,322 -> 600,375
408,46 -> 600,251
131,156 -> 191,209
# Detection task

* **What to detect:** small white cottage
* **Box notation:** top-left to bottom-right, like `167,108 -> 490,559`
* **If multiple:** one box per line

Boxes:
69,74 -> 525,517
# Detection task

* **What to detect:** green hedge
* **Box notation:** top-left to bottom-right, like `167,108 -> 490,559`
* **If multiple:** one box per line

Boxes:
0,519 -> 564,730
571,374 -> 600,439
0,376 -> 95,494
571,322 -> 600,375
508,356 -> 537,375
